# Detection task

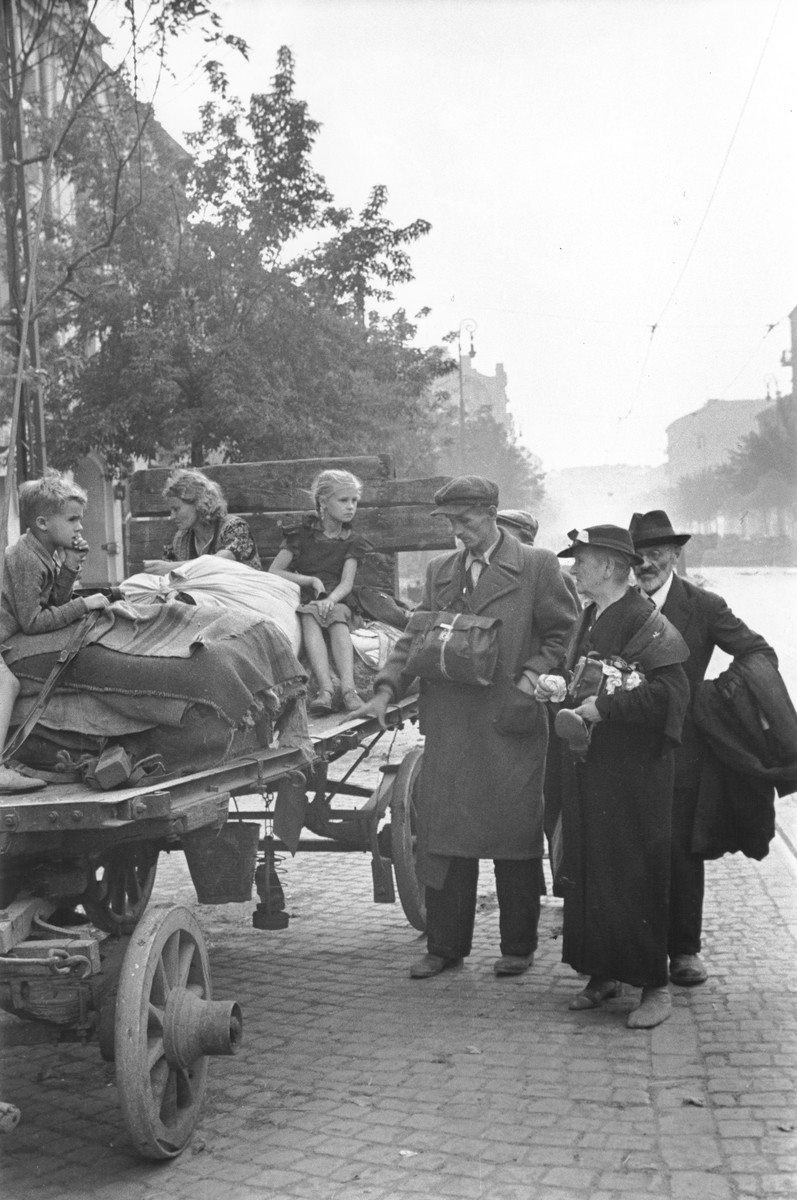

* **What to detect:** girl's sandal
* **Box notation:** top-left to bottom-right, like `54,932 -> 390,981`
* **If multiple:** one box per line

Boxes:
340,689 -> 363,713
309,690 -> 334,716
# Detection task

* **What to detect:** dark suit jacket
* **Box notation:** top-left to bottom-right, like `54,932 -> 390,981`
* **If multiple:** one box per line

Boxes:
660,572 -> 775,789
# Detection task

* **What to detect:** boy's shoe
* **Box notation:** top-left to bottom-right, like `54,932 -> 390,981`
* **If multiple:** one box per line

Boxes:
0,764 -> 46,793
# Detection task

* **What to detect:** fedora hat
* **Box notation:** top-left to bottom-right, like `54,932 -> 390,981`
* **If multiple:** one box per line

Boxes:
629,510 -> 691,549
556,525 -> 643,566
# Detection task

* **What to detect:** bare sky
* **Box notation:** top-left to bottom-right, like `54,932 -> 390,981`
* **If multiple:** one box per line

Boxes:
99,0 -> 797,472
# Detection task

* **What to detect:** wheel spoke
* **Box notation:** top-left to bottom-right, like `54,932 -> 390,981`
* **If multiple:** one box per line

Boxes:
177,938 -> 198,990
161,931 -> 180,990
159,1067 -> 179,1126
147,1001 -> 164,1033
175,1064 -> 199,1109
146,1034 -> 165,1072
149,1057 -> 172,1118
152,957 -> 170,1006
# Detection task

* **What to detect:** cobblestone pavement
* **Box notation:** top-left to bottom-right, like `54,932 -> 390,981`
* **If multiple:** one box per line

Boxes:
1,730 -> 796,1200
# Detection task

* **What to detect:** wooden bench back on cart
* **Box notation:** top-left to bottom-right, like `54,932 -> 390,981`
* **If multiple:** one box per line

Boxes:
127,455 -> 456,593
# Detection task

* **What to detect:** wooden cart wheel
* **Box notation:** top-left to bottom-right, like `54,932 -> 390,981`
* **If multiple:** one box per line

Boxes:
82,842 -> 159,934
389,746 -> 426,932
115,904 -> 241,1159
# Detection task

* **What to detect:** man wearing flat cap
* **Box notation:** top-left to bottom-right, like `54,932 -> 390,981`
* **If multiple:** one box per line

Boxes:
629,510 -> 776,988
538,525 -> 690,1028
352,475 -> 577,980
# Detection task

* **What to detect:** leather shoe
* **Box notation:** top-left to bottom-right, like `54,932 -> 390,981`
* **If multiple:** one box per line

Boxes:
494,954 -> 534,976
568,976 -> 618,1010
554,708 -> 591,757
670,953 -> 707,986
627,985 -> 672,1029
409,953 -> 461,979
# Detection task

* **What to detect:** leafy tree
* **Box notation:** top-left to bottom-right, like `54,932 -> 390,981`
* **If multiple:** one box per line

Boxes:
41,43 -> 452,471
298,185 -> 431,321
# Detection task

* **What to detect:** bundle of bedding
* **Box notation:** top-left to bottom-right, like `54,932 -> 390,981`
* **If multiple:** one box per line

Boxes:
5,595 -> 310,782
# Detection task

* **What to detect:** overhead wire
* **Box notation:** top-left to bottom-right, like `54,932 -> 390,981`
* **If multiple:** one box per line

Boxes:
620,0 -> 784,420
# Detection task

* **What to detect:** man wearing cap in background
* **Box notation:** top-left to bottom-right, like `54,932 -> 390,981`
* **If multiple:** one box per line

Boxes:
498,509 -> 581,605
496,509 -> 539,546
629,510 -> 776,988
352,476 -> 577,979
538,525 -> 689,1028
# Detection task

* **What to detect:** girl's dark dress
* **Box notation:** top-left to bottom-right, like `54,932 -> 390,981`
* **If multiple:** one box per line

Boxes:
557,588 -> 689,989
279,515 -> 370,627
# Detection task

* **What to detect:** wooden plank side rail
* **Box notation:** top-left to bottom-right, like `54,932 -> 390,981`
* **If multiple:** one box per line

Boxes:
129,456 -> 399,516
126,456 -> 457,589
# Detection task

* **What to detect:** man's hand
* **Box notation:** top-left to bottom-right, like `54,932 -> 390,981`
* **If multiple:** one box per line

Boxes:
338,688 -> 392,728
84,593 -> 111,611
574,696 -> 601,723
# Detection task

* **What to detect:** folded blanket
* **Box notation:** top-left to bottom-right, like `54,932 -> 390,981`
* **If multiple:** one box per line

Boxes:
9,612 -> 306,730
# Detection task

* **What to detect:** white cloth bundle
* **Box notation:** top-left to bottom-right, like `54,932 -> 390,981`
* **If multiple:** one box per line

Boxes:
121,556 -> 302,653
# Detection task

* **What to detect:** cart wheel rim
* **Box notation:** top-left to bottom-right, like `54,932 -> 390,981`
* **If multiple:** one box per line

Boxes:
114,904 -> 211,1159
390,746 -> 426,932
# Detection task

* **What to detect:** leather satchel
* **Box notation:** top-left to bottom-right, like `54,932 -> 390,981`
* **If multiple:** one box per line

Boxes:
404,610 -> 501,687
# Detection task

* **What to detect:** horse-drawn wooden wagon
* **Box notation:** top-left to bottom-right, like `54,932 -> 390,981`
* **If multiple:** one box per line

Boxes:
0,455 -> 451,1158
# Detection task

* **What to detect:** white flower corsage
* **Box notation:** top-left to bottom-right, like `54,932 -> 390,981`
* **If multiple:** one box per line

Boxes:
536,674 -> 568,704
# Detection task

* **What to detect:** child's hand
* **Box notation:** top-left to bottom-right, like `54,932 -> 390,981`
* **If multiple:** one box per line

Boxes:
316,597 -> 334,620
63,535 -> 89,571
84,593 -> 111,611
310,577 -> 326,597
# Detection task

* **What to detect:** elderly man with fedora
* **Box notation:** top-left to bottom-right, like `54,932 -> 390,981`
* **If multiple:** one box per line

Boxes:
629,510 -> 776,988
538,525 -> 689,1028
352,476 -> 577,979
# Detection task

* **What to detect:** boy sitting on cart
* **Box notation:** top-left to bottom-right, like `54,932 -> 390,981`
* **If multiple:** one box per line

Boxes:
0,471 -> 110,793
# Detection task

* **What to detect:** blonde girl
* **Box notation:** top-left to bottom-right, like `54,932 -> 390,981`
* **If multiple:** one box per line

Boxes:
269,470 -> 370,715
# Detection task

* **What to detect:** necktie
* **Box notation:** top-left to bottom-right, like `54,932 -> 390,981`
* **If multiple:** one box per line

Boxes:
469,558 -> 485,589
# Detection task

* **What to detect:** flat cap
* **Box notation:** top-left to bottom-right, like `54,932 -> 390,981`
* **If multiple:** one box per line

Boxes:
497,509 -> 539,544
556,524 -> 643,566
431,475 -> 499,515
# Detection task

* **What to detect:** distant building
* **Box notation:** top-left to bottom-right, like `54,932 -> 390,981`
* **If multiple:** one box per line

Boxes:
665,397 -> 770,485
439,357 -> 510,428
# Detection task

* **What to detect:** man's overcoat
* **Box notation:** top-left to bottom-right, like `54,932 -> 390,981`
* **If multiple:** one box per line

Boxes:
376,534 -> 576,873
660,573 -> 775,790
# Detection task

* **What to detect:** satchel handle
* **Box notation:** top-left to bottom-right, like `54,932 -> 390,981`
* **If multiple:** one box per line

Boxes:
437,613 -> 461,680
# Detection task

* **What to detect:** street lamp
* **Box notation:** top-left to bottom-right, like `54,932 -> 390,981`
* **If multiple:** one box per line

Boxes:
457,319 -> 477,473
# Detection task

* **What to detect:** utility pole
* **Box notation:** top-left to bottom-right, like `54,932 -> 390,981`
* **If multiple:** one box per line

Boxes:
0,0 -> 47,486
457,319 -> 476,474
